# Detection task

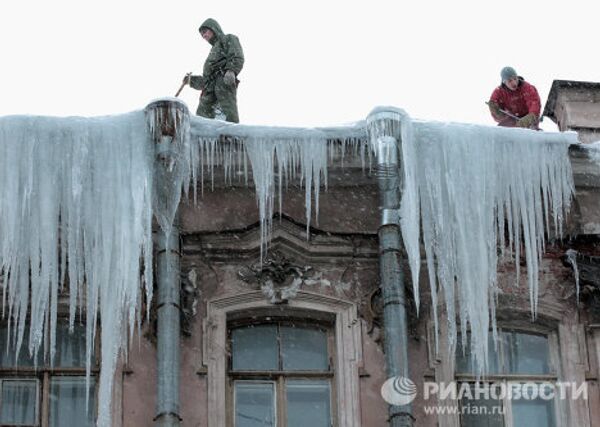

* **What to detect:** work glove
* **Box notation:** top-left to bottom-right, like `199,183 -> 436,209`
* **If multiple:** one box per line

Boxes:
488,101 -> 504,119
188,75 -> 205,90
223,70 -> 236,87
516,113 -> 538,129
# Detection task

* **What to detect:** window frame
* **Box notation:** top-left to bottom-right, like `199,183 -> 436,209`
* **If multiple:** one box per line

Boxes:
453,327 -> 562,427
0,377 -> 41,427
0,319 -> 100,427
231,379 -> 278,427
202,290 -> 363,427
226,318 -> 336,427
428,297 -> 598,427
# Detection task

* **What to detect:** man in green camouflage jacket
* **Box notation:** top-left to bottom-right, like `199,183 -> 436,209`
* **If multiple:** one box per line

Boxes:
184,18 -> 244,123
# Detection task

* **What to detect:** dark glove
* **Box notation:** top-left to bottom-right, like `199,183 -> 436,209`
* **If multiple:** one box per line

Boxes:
516,113 -> 538,129
223,70 -> 236,87
189,75 -> 205,90
488,101 -> 505,120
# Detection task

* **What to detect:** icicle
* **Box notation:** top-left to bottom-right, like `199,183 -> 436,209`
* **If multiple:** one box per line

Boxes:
242,134 -> 328,259
396,116 -> 576,375
0,105 -> 372,426
146,100 -> 191,236
187,117 -> 367,260
187,119 -> 369,239
565,249 -> 580,305
0,111 -> 154,427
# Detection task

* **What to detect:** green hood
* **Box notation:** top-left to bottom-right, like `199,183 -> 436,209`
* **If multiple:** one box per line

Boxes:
199,18 -> 224,45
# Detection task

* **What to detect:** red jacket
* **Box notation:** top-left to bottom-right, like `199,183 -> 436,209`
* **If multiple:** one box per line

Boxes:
489,78 -> 541,122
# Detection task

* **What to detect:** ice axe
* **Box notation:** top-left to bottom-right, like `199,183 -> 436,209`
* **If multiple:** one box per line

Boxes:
175,72 -> 192,97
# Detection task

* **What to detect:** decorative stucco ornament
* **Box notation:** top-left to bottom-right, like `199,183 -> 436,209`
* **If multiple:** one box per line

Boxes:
238,252 -> 315,303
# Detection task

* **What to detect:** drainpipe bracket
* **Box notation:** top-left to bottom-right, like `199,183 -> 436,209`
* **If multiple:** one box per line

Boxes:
381,208 -> 401,226
155,229 -> 181,252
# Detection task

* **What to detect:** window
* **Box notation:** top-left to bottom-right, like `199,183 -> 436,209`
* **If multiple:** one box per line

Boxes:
455,329 -> 559,427
204,291 -> 362,427
0,321 -> 97,427
228,321 -> 334,427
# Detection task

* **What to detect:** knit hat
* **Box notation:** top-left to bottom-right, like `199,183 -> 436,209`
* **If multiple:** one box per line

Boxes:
501,66 -> 517,83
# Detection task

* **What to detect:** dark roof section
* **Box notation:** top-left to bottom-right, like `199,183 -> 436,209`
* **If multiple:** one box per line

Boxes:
543,80 -> 600,123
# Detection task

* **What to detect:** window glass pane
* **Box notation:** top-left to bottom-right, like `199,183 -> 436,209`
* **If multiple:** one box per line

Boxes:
281,326 -> 328,371
231,325 -> 278,371
0,325 -> 43,367
56,321 -> 91,368
504,332 -> 550,374
49,377 -> 96,427
459,384 -> 503,427
511,384 -> 556,427
0,379 -> 38,425
234,381 -> 275,427
286,380 -> 331,427
455,333 -> 499,374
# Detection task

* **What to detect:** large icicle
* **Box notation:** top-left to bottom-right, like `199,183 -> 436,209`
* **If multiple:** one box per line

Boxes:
0,112 -> 154,427
146,98 -> 191,236
398,117 -> 576,374
244,135 -> 328,257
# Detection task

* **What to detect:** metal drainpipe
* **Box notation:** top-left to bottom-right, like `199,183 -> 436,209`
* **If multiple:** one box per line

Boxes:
146,99 -> 187,427
154,226 -> 182,427
367,108 -> 414,427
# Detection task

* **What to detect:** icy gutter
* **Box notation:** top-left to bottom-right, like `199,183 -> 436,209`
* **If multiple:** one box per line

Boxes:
189,115 -> 368,141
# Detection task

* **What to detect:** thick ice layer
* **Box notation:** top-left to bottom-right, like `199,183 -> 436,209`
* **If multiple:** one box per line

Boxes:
146,100 -> 191,236
0,113 -> 153,427
398,119 -> 576,374
1,104 -> 577,422
0,110 -> 369,426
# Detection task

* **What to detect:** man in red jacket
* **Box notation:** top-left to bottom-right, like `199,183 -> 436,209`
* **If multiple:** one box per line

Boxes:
488,66 -> 541,129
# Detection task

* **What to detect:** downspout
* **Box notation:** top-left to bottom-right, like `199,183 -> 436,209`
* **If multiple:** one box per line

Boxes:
367,108 -> 414,427
146,99 -> 189,427
154,226 -> 182,427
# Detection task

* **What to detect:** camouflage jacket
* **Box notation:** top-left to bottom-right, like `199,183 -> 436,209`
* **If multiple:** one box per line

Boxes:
190,18 -> 244,93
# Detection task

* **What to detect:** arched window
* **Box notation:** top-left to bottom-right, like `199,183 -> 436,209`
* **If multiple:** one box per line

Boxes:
203,291 -> 362,427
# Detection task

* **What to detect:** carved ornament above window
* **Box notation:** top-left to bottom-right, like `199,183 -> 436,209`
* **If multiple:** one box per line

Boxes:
238,252 -> 317,304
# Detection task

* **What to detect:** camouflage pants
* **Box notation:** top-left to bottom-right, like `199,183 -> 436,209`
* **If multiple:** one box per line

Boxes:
196,77 -> 239,123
